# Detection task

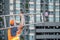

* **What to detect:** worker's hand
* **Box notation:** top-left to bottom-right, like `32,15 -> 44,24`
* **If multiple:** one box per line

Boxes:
20,12 -> 24,18
1,28 -> 4,30
20,13 -> 23,17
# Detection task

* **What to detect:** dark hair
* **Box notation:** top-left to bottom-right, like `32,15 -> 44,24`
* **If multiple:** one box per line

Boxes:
21,11 -> 23,13
45,10 -> 48,12
20,9 -> 24,14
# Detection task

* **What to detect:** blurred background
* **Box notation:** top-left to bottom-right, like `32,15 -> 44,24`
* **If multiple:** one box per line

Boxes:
0,0 -> 60,40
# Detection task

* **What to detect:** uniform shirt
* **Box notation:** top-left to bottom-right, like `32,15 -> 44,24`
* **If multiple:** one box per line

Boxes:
8,27 -> 20,40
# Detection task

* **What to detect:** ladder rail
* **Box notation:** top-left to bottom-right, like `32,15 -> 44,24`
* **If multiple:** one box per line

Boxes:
0,22 -> 43,30
0,13 -> 41,17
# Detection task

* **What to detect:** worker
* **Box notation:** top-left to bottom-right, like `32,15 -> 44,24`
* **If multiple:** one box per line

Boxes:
8,12 -> 25,40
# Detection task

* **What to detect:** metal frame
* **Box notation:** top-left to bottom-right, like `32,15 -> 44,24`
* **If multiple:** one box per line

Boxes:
0,13 -> 44,30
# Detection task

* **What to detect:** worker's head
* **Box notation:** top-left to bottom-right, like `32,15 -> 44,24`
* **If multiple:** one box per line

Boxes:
10,20 -> 14,26
20,9 -> 24,14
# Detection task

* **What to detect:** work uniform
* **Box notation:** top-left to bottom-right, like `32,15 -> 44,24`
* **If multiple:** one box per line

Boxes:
8,15 -> 24,40
8,27 -> 20,40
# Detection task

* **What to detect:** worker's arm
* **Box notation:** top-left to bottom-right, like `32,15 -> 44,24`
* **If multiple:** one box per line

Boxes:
17,13 -> 25,34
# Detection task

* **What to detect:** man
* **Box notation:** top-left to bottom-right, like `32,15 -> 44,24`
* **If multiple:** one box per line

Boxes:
44,11 -> 49,22
8,12 -> 25,40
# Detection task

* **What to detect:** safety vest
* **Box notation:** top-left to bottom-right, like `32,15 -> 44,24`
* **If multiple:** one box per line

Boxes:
8,27 -> 20,40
